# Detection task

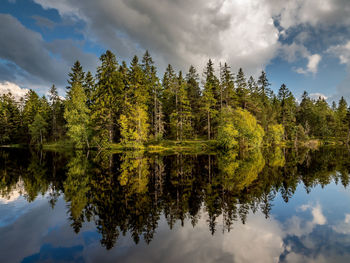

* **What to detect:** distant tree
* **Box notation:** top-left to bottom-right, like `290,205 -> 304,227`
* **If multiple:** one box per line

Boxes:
29,112 -> 48,145
67,61 -> 85,94
202,59 -> 220,139
186,65 -> 201,134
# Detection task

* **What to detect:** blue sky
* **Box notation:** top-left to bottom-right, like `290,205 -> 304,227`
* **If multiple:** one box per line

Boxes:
1,0 -> 350,103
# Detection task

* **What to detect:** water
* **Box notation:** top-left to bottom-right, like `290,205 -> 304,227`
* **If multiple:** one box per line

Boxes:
1,147 -> 350,262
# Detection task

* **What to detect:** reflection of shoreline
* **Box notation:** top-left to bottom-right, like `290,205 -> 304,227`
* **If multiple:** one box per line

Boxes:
0,178 -> 25,204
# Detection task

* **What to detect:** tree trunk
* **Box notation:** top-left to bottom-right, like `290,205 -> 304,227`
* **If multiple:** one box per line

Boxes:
207,110 -> 210,140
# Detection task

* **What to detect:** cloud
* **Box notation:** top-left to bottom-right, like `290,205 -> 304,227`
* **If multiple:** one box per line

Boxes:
328,40 -> 350,65
0,81 -> 29,101
33,0 -> 281,75
295,54 -> 322,75
309,92 -> 328,100
0,14 -> 98,94
327,40 -> 350,101
272,0 -> 350,30
31,15 -> 56,29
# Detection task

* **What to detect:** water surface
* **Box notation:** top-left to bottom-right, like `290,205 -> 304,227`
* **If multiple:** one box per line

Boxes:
1,147 -> 350,262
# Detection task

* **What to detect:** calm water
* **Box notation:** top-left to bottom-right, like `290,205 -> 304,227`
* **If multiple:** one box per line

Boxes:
1,147 -> 350,262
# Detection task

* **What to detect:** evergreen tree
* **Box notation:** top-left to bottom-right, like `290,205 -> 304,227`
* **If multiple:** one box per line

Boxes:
84,71 -> 95,107
48,85 -> 65,141
162,64 -> 177,138
336,96 -> 348,139
23,90 -> 41,142
277,84 -> 296,140
257,70 -> 272,103
91,50 -> 123,147
0,93 -> 21,144
202,60 -> 219,139
67,61 -> 85,94
119,56 -> 149,145
64,82 -> 90,149
170,71 -> 192,140
29,112 -> 48,145
186,65 -> 201,133
236,68 -> 249,109
220,63 -> 236,108
142,51 -> 164,139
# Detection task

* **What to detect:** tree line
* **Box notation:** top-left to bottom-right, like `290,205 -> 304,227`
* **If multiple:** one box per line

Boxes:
1,50 -> 350,149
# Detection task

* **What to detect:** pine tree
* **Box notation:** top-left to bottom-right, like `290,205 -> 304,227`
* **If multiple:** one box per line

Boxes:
48,85 -> 64,141
220,63 -> 236,108
202,60 -> 219,140
0,93 -> 21,144
29,112 -> 48,145
236,68 -> 248,109
186,65 -> 201,134
277,84 -> 296,140
142,51 -> 164,139
91,50 -> 123,148
257,70 -> 272,104
67,61 -> 85,94
336,96 -> 348,139
170,71 -> 192,140
84,71 -> 95,107
23,90 -> 41,142
64,82 -> 90,149
119,56 -> 150,145
162,64 -> 177,138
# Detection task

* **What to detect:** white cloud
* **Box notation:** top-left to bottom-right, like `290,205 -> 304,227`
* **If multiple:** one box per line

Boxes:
0,81 -> 29,101
309,92 -> 328,100
328,41 -> 350,65
33,0 -> 281,75
295,54 -> 322,75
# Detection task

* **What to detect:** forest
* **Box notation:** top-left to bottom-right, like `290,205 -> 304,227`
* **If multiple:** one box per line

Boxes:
1,50 -> 350,150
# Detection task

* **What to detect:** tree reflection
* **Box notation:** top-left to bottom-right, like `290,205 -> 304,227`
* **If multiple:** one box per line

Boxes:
1,146 -> 350,249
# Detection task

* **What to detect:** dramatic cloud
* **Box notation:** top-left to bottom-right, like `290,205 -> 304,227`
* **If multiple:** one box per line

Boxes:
0,14 -> 98,94
33,0 -> 282,75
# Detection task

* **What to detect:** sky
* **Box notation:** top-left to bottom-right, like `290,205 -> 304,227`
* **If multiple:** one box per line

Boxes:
1,0 -> 350,103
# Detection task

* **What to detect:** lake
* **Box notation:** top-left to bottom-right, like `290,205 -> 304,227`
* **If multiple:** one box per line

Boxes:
1,147 -> 350,262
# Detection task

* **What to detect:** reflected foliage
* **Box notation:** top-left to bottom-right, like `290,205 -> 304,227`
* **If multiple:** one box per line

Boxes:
1,147 -> 350,249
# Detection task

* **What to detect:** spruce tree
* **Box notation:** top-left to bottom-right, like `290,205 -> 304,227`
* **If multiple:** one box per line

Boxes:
236,68 -> 248,109
64,82 -> 90,149
186,65 -> 201,135
162,64 -> 177,138
67,61 -> 85,94
84,71 -> 95,107
202,60 -> 219,139
220,63 -> 236,108
119,56 -> 150,145
92,50 -> 123,147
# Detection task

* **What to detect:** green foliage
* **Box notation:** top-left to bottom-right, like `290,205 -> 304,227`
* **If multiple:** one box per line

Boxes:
0,93 -> 21,144
1,51 -> 350,149
265,124 -> 284,145
217,107 -> 264,149
233,107 -> 264,147
217,108 -> 238,150
29,113 -> 48,145
64,82 -> 90,149
91,50 -> 123,148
